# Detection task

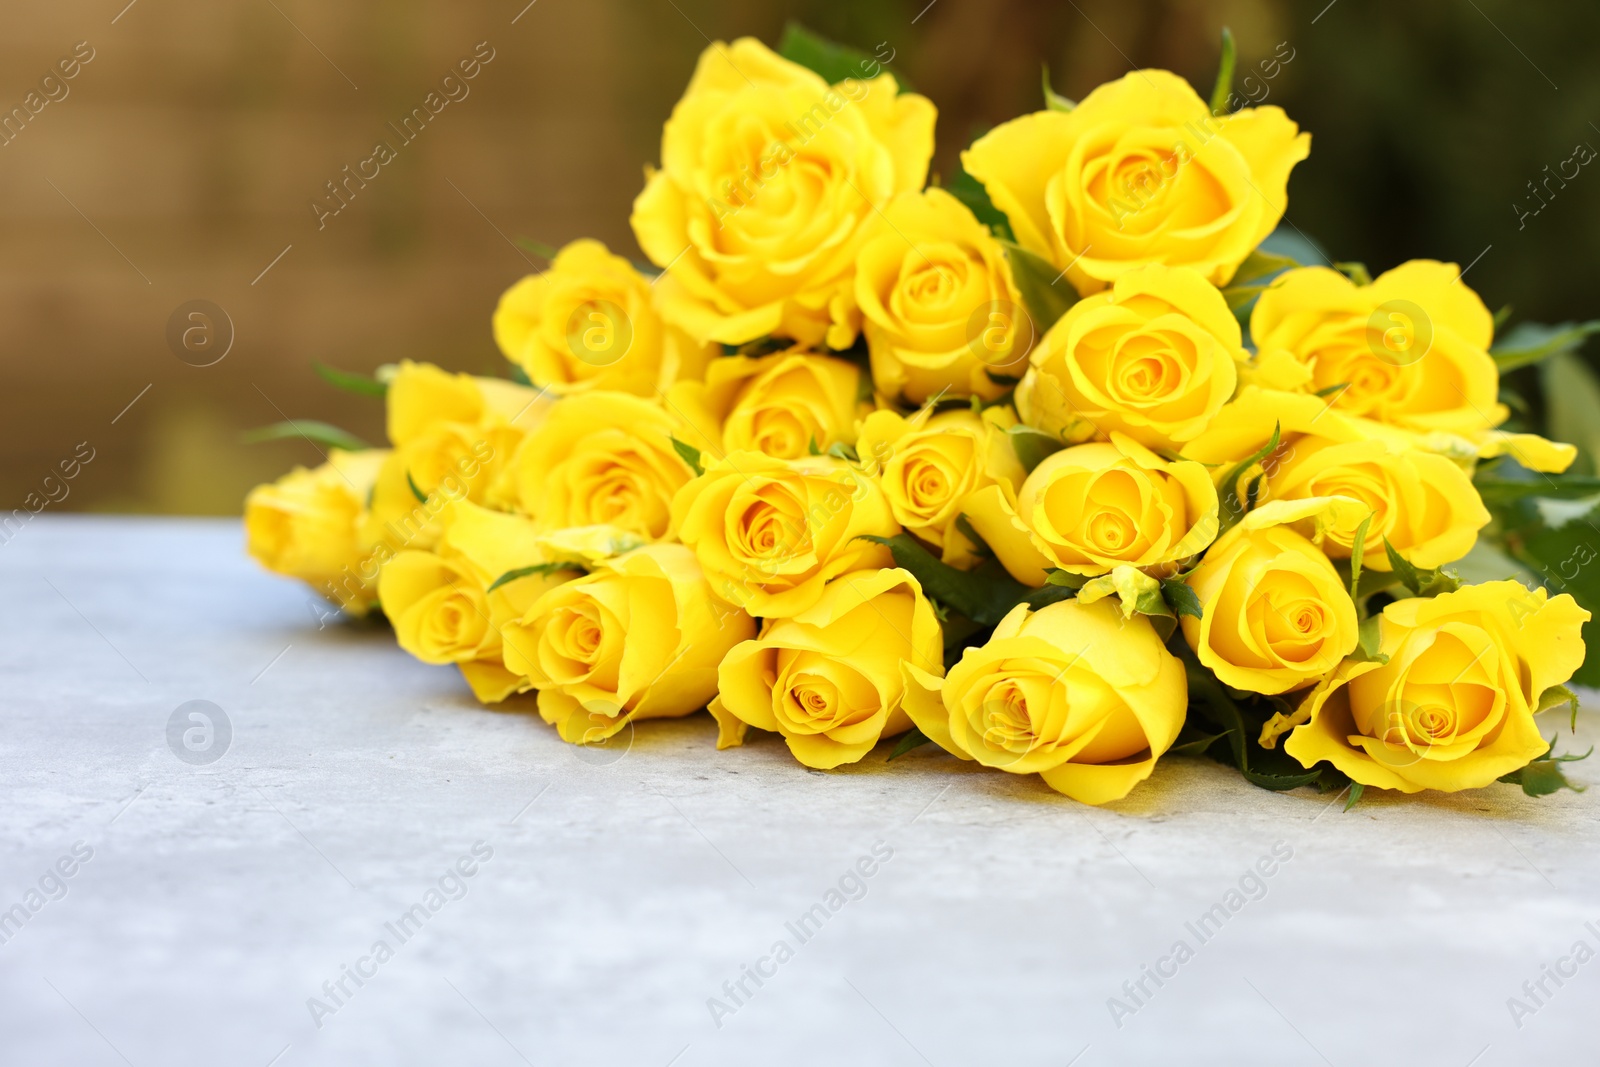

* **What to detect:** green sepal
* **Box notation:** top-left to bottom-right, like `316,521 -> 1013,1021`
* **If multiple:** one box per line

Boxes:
1333,261 -> 1373,287
670,437 -> 705,477
486,562 -> 585,594
1041,64 -> 1075,111
1215,422 -> 1281,536
1008,424 -> 1066,473
1349,613 -> 1388,664
406,471 -> 428,503
1534,683 -> 1580,732
1382,537 -> 1461,596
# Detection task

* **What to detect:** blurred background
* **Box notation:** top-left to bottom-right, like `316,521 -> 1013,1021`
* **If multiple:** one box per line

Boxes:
5,0 -> 1599,514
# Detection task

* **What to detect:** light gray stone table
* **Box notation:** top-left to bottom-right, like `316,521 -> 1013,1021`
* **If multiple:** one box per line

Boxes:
3,516 -> 1598,1066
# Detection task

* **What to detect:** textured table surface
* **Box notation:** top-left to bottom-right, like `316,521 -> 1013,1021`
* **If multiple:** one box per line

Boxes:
3,516 -> 1598,1066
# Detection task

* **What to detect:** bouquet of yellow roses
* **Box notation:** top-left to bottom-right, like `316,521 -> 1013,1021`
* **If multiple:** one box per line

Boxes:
244,26 -> 1596,808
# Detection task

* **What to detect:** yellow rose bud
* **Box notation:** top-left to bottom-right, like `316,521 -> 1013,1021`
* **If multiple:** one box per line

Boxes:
501,543 -> 756,743
961,432 -> 1217,586
513,392 -> 696,541
386,359 -> 551,446
670,450 -> 898,618
667,351 -> 864,462
1016,264 -> 1246,449
363,426 -> 520,554
1250,261 -> 1507,439
1285,581 -> 1590,793
629,38 -> 935,348
492,238 -> 714,397
1181,499 -> 1361,695
902,598 -> 1187,805
710,568 -> 943,768
962,70 -> 1309,295
857,405 -> 1024,568
1264,436 -> 1489,571
1182,386 -> 1492,571
379,500 -> 573,703
245,448 -> 389,611
855,187 -> 1029,403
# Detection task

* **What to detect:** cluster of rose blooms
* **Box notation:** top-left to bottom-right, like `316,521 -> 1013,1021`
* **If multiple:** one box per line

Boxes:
246,37 -> 1589,806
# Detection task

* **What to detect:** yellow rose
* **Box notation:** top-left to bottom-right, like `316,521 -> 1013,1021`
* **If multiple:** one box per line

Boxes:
962,70 -> 1309,295
1285,581 -> 1590,793
513,391 -> 695,540
501,543 -> 755,743
378,500 -> 573,703
709,568 -> 943,768
963,432 -> 1217,585
363,426 -> 520,555
855,187 -> 1029,403
1183,386 -> 1490,571
385,359 -> 551,446
492,238 -> 714,397
245,448 -> 389,611
903,598 -> 1187,804
667,351 -> 864,462
1250,261 -> 1511,438
630,38 -> 936,348
856,404 -> 1024,568
670,450 -> 898,618
1016,264 -> 1246,449
1182,498 -> 1361,695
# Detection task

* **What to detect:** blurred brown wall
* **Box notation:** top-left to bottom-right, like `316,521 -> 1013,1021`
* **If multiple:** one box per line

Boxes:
3,0 -> 1597,514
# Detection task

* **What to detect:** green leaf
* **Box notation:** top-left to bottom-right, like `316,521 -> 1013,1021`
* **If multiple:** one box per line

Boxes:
777,22 -> 908,91
1231,247 -> 1300,287
1314,381 -> 1350,399
858,532 -> 1035,627
507,362 -> 534,386
1493,320 -> 1600,373
486,562 -> 584,594
515,237 -> 558,260
1008,424 -> 1066,474
313,362 -> 387,397
1000,240 -> 1077,333
1382,537 -> 1460,596
1334,261 -> 1373,287
1342,782 -> 1366,811
241,420 -> 370,452
406,471 -> 428,503
1044,568 -> 1088,588
1349,613 -> 1388,665
670,436 -> 705,477
944,155 -> 1013,241
887,727 -> 933,761
1215,422 -> 1281,535
1169,727 -> 1226,758
1541,351 -> 1600,475
1534,683 -> 1580,732
1041,64 -> 1075,111
1348,513 -> 1373,605
1499,737 -> 1591,797
1208,27 -> 1236,115
1180,647 -> 1324,791
1161,579 -> 1203,620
